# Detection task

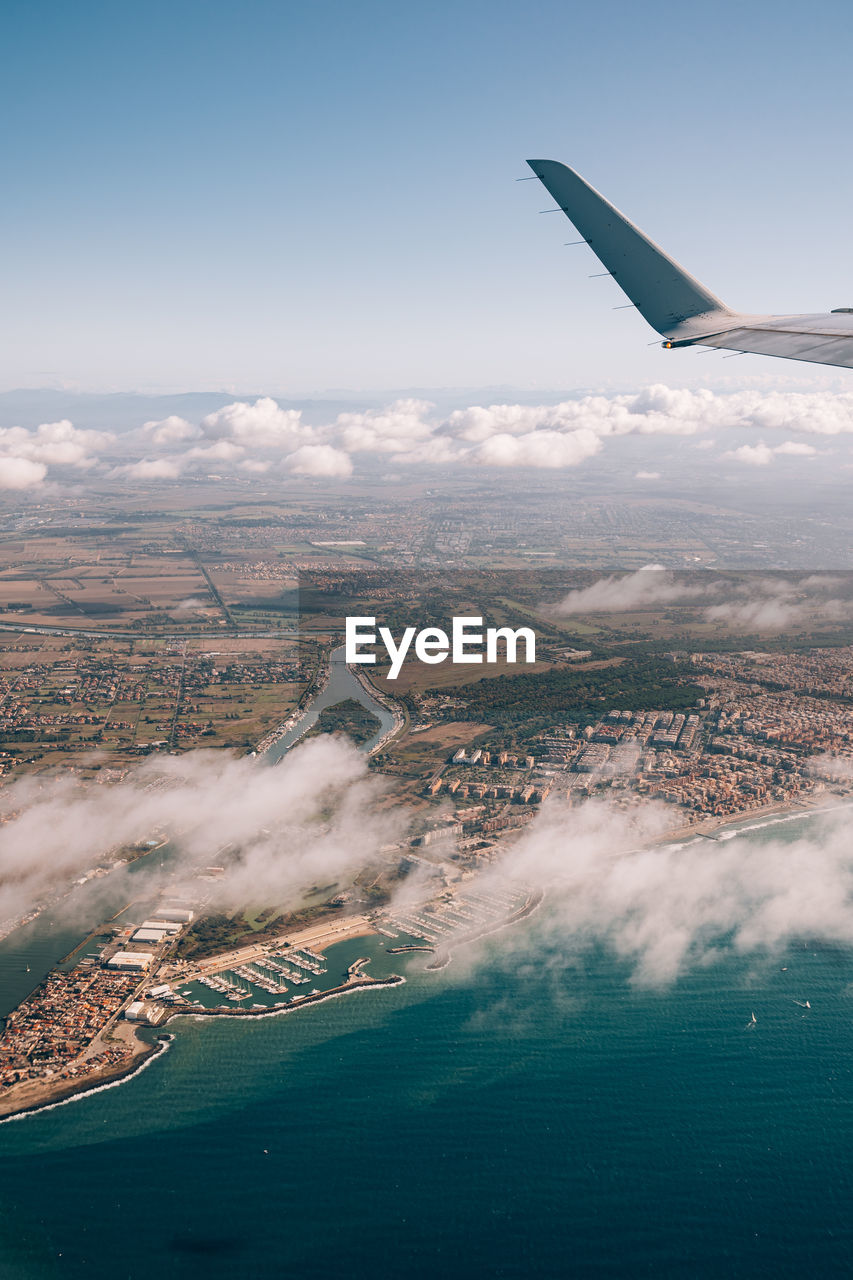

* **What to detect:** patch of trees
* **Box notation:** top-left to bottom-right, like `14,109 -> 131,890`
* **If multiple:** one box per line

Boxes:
439,657 -> 703,733
308,698 -> 381,745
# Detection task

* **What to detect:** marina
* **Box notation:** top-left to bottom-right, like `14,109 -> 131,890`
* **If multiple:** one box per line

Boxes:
384,886 -> 536,950
164,937 -> 382,1016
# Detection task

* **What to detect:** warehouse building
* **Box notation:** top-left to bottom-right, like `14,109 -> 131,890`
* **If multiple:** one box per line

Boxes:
154,906 -> 194,923
131,927 -> 168,945
106,950 -> 153,971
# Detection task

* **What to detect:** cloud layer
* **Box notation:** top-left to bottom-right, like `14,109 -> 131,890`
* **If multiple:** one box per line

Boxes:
2,384 -> 853,487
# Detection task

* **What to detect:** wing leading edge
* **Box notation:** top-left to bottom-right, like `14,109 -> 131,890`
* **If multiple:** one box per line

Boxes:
527,158 -> 853,370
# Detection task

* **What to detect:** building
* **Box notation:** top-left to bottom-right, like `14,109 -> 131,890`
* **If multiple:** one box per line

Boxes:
106,951 -> 153,971
125,1001 -> 164,1024
131,927 -> 168,945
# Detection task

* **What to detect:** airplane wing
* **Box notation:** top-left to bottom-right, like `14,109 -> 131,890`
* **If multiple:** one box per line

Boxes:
527,158 -> 853,369
676,316 -> 853,368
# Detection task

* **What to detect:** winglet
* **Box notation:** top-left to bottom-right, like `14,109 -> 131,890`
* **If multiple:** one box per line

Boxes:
526,159 -> 732,337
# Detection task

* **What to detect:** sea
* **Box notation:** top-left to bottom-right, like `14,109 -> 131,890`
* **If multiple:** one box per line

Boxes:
1,812 -> 853,1278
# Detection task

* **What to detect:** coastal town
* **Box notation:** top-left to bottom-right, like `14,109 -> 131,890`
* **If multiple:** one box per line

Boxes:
0,881 -> 537,1119
408,646 -> 853,835
2,507 -> 853,1120
3,631 -> 853,1117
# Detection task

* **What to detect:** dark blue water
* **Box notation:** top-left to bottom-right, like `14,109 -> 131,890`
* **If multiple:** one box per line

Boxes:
1,909 -> 853,1279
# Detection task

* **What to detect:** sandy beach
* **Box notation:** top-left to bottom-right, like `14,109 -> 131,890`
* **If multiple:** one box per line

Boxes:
175,913 -> 378,981
640,789 -> 853,850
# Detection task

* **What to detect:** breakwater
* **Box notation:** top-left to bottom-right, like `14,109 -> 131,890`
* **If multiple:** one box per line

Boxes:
168,972 -> 405,1023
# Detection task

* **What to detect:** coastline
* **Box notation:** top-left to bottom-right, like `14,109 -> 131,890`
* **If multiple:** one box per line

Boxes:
0,1028 -> 168,1124
645,790 -> 853,851
0,971 -> 405,1124
4,791 -> 852,1125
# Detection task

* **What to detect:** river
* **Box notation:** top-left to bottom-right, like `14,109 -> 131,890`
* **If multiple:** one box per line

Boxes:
262,644 -> 397,761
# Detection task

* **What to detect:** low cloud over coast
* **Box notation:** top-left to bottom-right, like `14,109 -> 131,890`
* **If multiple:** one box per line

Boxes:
0,737 -> 403,926
482,796 -> 853,986
5,740 -> 853,994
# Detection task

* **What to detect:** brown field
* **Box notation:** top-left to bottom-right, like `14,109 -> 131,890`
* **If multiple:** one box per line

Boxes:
376,655 -> 558,694
397,720 -> 493,751
0,552 -> 219,627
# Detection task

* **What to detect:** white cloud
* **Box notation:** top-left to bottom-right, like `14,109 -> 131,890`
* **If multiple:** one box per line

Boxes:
186,440 -> 246,462
775,441 -> 818,456
121,458 -> 182,480
0,737 -> 403,924
723,442 -> 775,466
285,444 -> 353,478
200,397 -> 308,450
723,439 -> 820,466
0,420 -> 110,470
485,797 -> 853,986
635,470 -> 661,479
335,399 -> 435,454
470,428 -> 602,469
550,571 -> 847,628
703,577 -> 850,630
553,566 -> 712,614
0,457 -> 48,489
143,415 -> 199,445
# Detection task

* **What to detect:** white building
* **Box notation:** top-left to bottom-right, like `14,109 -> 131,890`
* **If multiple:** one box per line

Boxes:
107,951 -> 153,971
132,927 -> 168,945
125,1001 -> 162,1024
154,906 -> 194,923
141,919 -> 182,933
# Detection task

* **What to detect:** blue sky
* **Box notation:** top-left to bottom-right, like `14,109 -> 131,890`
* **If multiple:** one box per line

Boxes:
4,0 -> 853,393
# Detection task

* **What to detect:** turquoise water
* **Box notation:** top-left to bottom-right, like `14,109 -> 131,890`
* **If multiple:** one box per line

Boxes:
2,817 -> 853,1277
